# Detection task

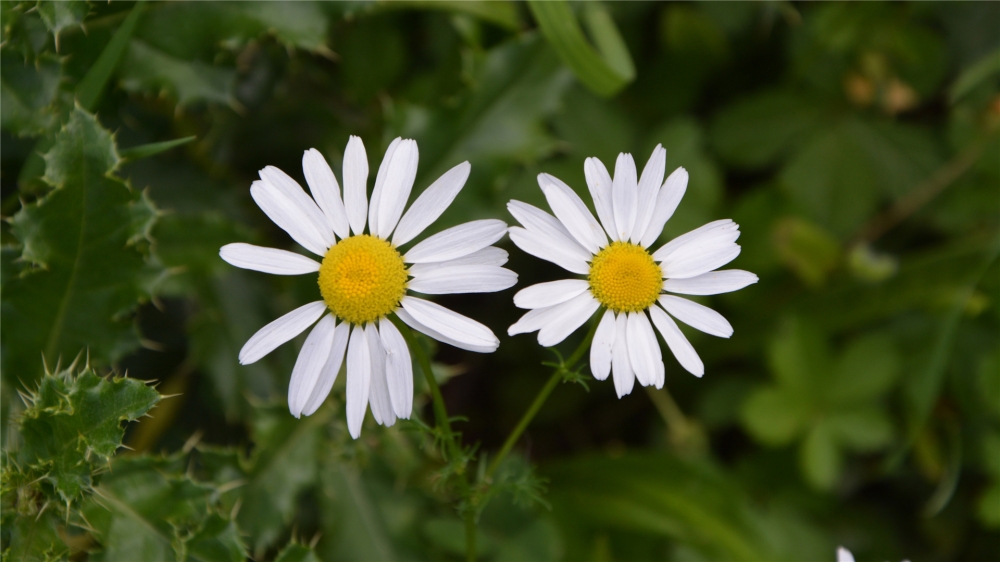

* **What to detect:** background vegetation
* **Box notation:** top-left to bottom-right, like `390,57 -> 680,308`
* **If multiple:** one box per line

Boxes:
2,1 -> 998,560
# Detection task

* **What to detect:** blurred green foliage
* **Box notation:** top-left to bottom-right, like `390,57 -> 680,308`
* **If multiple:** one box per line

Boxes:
1,1 -> 998,560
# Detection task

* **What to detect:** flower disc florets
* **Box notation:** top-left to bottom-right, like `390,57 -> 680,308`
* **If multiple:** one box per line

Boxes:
588,241 -> 662,313
318,235 -> 408,324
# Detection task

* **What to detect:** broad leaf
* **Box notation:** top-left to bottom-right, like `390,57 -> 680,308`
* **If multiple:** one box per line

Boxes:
1,108 -> 162,388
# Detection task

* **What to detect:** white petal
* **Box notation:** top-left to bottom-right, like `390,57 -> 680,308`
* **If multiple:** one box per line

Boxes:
649,304 -> 704,377
627,312 -> 662,388
375,139 -> 418,238
404,219 -> 507,263
407,247 -> 507,276
393,161 -> 470,247
631,145 -> 665,243
584,157 -> 617,240
259,166 -> 335,247
395,308 -> 496,353
366,323 -> 395,427
220,243 -> 320,275
343,135 -> 369,236
303,149 -> 351,239
250,180 -> 331,256
536,292 -> 600,347
301,320 -> 350,416
659,295 -> 733,338
369,137 -> 401,237
288,314 -> 336,418
662,244 -> 741,280
346,325 -> 371,439
611,313 -> 635,398
611,153 -> 637,242
507,200 -> 591,263
538,173 -> 607,254
379,318 -> 413,419
640,167 -> 688,248
836,547 -> 856,562
514,279 -> 590,309
653,219 -> 737,262
590,309 -> 616,381
409,265 -> 517,295
239,301 -> 326,365
508,227 -> 590,275
508,306 -> 558,336
664,270 -> 759,296
400,296 -> 499,352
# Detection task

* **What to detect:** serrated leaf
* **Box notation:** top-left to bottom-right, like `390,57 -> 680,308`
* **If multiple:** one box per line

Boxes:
120,40 -> 234,106
1,108 -> 162,388
16,365 -> 160,503
274,542 -> 322,562
35,0 -> 88,39
83,455 -> 247,562
197,405 -> 327,556
0,51 -> 61,136
0,508 -> 69,562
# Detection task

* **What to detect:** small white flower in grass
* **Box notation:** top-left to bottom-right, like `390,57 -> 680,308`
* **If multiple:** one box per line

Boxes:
507,145 -> 758,397
221,136 -> 516,438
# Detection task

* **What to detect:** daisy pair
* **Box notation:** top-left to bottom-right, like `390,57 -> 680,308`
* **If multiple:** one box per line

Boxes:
220,136 -> 516,438
507,145 -> 758,397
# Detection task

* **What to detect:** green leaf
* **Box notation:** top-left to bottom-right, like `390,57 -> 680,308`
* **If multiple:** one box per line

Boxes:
767,317 -> 831,392
772,217 -> 841,287
828,334 -> 900,404
740,387 -> 811,446
0,51 -> 61,136
545,453 -> 771,561
0,508 -> 68,562
198,405 -> 328,556
120,39 -> 234,106
824,408 -> 894,452
527,1 -> 634,97
779,120 -> 881,238
383,0 -> 521,31
1,108 -> 162,388
15,362 -> 160,504
710,90 -> 829,170
75,1 -> 146,112
949,47 -> 1000,104
35,0 -> 88,41
83,455 -> 247,562
800,423 -> 842,490
274,542 -> 322,562
118,135 -> 196,163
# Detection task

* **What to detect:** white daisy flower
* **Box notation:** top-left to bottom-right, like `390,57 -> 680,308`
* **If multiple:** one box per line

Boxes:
221,136 -> 516,438
507,145 -> 757,397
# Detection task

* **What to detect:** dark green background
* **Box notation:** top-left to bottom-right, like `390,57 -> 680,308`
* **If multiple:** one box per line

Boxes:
2,2 -> 998,560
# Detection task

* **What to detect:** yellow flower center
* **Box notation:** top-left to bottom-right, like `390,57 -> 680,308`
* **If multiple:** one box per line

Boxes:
588,241 -> 662,313
318,235 -> 408,325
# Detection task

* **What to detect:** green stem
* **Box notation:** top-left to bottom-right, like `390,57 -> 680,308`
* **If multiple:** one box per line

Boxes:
389,314 -> 476,561
485,314 -> 602,480
389,314 -> 454,446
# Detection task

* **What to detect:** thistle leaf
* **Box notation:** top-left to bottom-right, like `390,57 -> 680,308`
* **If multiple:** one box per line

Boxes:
16,363 -> 161,504
1,108 -> 163,387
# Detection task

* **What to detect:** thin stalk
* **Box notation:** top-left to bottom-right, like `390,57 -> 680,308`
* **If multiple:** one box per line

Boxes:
388,314 -> 476,561
485,315 -> 601,480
